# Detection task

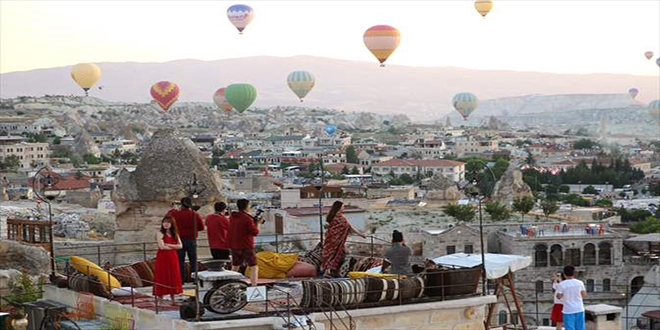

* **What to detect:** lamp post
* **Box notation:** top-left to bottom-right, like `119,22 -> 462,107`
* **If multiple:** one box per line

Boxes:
184,173 -> 206,321
314,153 -> 325,245
32,167 -> 61,278
462,161 -> 497,296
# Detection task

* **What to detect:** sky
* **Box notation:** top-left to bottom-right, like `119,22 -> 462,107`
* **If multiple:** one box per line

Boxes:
1,0 -> 659,76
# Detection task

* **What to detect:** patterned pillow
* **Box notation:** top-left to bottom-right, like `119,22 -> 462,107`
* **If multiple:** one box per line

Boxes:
111,265 -> 143,288
352,257 -> 384,272
338,257 -> 357,278
299,243 -> 324,271
130,260 -> 155,285
68,272 -> 112,298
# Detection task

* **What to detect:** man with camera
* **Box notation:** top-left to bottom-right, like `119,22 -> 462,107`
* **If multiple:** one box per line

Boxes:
227,199 -> 262,286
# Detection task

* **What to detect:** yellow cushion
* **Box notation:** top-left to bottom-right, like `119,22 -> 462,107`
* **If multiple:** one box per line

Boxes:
245,251 -> 299,279
347,272 -> 405,279
70,256 -> 121,290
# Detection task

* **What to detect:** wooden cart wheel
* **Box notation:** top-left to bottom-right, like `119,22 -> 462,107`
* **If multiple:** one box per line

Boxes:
203,280 -> 248,314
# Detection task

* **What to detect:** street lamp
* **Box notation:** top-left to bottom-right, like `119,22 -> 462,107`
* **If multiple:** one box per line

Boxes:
32,167 -> 61,279
184,173 -> 206,321
314,153 -> 325,245
460,162 -> 497,296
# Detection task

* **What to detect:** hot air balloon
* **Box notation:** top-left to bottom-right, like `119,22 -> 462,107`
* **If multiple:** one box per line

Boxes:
227,4 -> 254,34
363,25 -> 401,67
474,0 -> 493,18
71,63 -> 101,96
452,93 -> 479,120
656,57 -> 660,68
213,88 -> 233,112
649,100 -> 660,123
324,124 -> 336,135
150,81 -> 180,112
225,83 -> 257,113
645,51 -> 654,60
628,88 -> 639,99
287,71 -> 315,102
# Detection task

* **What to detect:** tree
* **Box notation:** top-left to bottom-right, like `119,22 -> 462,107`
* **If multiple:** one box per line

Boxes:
398,173 -> 414,184
582,185 -> 599,195
484,202 -> 511,221
595,199 -> 613,208
345,145 -> 358,164
573,139 -> 598,150
540,199 -> 559,220
350,166 -> 359,175
52,136 -> 61,145
525,149 -> 535,165
341,166 -> 349,175
559,185 -> 570,194
629,216 -> 660,234
442,204 -> 476,223
2,155 -> 21,170
512,196 -> 535,221
83,153 -> 101,165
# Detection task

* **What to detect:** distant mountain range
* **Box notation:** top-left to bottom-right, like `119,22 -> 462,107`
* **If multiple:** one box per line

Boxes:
1,56 -> 657,121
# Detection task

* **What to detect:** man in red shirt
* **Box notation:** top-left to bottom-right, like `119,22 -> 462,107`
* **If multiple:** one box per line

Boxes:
167,197 -> 204,284
205,202 -> 230,260
227,199 -> 261,286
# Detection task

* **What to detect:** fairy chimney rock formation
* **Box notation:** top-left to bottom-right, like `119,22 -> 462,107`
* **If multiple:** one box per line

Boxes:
491,161 -> 533,205
425,173 -> 462,201
111,129 -> 224,263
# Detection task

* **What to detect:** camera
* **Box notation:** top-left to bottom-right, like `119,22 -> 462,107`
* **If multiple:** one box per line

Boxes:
253,209 -> 265,224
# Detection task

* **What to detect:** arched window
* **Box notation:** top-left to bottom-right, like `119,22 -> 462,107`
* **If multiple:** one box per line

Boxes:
499,310 -> 507,325
631,276 -> 645,297
603,279 -> 611,292
583,243 -> 596,265
586,279 -> 595,292
511,311 -> 519,325
536,280 -> 544,293
534,244 -> 548,267
598,242 -> 612,265
550,244 -> 563,266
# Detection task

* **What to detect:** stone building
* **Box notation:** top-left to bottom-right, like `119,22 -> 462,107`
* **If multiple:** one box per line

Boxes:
493,226 -> 654,327
422,225 -> 485,259
112,129 -> 225,264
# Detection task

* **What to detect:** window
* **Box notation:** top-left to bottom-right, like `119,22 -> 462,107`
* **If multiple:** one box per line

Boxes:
583,243 -> 596,265
550,244 -> 563,266
511,312 -> 519,325
535,280 -> 544,293
586,279 -> 595,292
447,245 -> 456,255
598,242 -> 612,265
498,311 -> 507,325
543,319 -> 550,326
534,244 -> 548,267
565,248 -> 581,266
464,244 -> 473,254
603,279 -> 611,292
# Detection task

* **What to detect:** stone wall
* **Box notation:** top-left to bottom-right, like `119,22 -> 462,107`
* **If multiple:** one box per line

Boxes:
0,239 -> 50,275
43,285 -> 496,330
422,225 -> 486,259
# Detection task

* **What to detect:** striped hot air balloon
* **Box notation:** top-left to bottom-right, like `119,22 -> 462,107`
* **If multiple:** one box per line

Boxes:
287,71 -> 315,102
150,81 -> 180,112
628,88 -> 639,99
363,25 -> 401,67
649,100 -> 660,123
71,63 -> 101,96
452,93 -> 479,120
225,83 -> 257,113
474,0 -> 493,18
213,88 -> 233,112
227,4 -> 254,34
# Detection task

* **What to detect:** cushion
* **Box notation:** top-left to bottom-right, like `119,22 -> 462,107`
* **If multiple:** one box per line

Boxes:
353,257 -> 384,272
68,272 -> 112,298
287,261 -> 317,278
298,243 -> 324,271
338,257 -> 357,278
130,260 -> 155,285
69,256 -> 121,290
111,265 -> 143,288
246,252 -> 299,279
111,287 -> 135,297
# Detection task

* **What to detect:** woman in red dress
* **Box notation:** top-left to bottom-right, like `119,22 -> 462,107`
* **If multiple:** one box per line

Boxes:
153,215 -> 183,304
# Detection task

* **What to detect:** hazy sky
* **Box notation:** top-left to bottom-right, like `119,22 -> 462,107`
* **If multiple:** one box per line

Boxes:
1,0 -> 659,75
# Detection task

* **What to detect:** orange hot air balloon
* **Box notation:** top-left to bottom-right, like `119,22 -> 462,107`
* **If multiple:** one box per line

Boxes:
150,81 -> 180,112
213,88 -> 233,112
644,51 -> 654,60
363,25 -> 401,67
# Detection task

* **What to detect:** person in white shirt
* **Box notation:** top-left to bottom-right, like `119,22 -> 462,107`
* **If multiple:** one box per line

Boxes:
551,271 -> 565,330
555,265 -> 587,330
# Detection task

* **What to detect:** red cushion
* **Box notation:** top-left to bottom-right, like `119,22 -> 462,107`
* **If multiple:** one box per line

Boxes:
287,261 -> 317,278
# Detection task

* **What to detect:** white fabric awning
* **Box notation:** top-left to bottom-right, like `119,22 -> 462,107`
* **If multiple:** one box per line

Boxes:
430,253 -> 532,279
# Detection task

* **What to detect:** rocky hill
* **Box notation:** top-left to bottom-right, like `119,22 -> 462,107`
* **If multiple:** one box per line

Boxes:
0,95 -> 407,137
1,56 -> 658,121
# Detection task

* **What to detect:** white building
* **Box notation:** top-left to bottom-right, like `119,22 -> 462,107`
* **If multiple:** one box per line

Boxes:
371,159 -> 466,182
0,136 -> 49,169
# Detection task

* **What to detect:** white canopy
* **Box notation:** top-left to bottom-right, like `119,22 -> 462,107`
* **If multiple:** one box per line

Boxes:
431,253 -> 531,279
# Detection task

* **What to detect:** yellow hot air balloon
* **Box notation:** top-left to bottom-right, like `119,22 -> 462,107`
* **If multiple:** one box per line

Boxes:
71,63 -> 101,96
363,25 -> 401,67
474,0 -> 493,18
